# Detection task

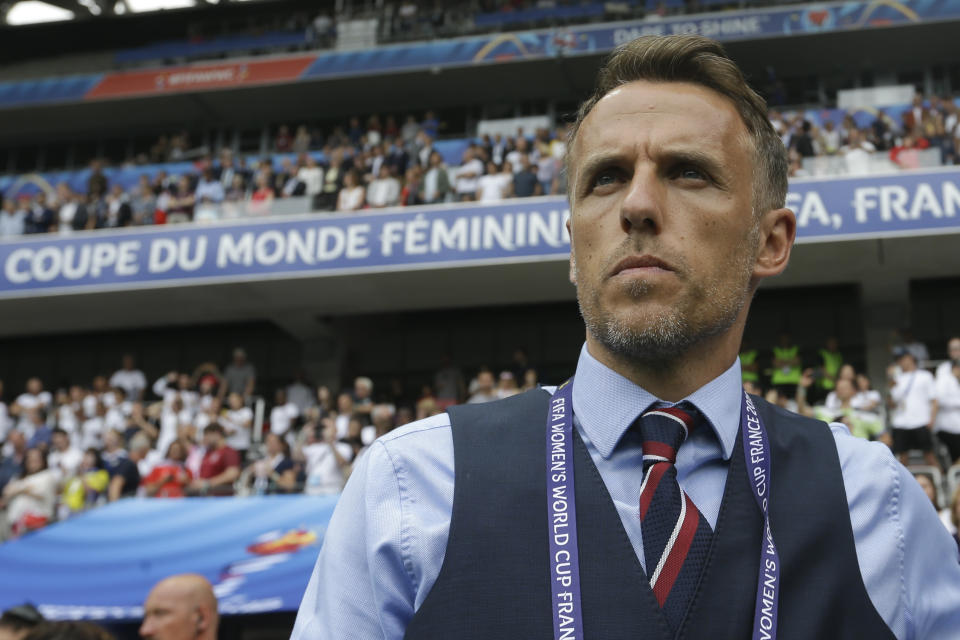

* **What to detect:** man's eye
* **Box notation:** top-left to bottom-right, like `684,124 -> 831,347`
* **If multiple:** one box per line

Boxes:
677,166 -> 707,181
593,171 -> 619,187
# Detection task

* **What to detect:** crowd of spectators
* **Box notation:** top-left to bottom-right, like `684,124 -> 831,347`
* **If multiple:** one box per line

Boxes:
776,91 -> 960,176
0,111 -> 571,238
0,346 -> 543,540
741,330 -> 960,548
0,332 -> 958,546
3,88 -> 958,240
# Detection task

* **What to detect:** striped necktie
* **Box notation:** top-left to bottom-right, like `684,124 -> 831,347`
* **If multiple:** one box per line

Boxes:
636,404 -> 714,632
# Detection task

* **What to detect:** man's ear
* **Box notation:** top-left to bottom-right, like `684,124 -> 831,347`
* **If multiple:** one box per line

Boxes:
566,218 -> 577,285
752,207 -> 796,281
194,608 -> 208,634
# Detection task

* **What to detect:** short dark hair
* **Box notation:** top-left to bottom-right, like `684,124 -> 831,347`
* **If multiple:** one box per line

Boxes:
23,621 -> 116,640
85,447 -> 104,470
0,604 -> 44,631
204,422 -> 226,437
565,34 -> 787,215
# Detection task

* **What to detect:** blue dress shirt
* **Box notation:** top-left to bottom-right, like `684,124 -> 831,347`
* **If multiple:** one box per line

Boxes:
292,345 -> 960,639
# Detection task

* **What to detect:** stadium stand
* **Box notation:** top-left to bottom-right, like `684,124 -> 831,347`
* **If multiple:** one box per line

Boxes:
2,0 -> 960,634
1,90 -> 958,236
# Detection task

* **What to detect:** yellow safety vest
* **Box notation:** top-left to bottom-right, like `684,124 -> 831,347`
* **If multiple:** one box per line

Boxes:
740,349 -> 759,382
819,349 -> 843,390
771,345 -> 801,385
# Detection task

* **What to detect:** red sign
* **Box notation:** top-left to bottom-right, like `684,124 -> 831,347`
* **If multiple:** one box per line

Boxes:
86,55 -> 315,100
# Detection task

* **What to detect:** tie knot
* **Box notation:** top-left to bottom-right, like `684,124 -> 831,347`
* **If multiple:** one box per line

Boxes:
635,403 -> 698,465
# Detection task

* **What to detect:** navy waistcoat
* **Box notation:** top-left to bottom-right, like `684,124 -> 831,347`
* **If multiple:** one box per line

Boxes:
403,389 -> 894,639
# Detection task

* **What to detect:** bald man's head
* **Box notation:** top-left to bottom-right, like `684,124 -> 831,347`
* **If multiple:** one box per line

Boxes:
140,574 -> 218,640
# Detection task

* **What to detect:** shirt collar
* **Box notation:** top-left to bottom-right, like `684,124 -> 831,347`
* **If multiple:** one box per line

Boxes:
570,343 -> 742,460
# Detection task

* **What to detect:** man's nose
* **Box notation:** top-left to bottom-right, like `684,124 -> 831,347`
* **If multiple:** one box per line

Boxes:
619,168 -> 663,234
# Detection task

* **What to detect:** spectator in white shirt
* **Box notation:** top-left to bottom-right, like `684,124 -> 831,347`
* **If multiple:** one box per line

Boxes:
536,154 -> 558,195
11,378 -> 52,435
888,351 -> 938,467
153,372 -> 199,414
80,402 -> 107,451
476,161 -> 513,203
0,198 -> 26,238
334,392 -> 353,439
194,168 -> 225,203
157,395 -> 192,457
193,396 -> 221,435
840,128 -> 876,175
298,155 -> 324,204
221,392 -> 253,459
47,427 -> 83,481
82,375 -> 112,418
2,448 -> 57,537
336,169 -> 366,212
270,389 -> 300,438
367,165 -> 401,208
109,354 -> 147,402
302,418 -> 353,496
934,337 -> 960,464
467,370 -> 499,404
55,387 -> 85,443
104,389 -> 131,434
454,148 -> 484,201
851,373 -> 884,430
506,137 -> 537,173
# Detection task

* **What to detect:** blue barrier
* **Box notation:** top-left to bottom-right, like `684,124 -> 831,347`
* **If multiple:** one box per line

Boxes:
0,495 -> 337,619
114,30 -> 309,65
1,168 -> 959,299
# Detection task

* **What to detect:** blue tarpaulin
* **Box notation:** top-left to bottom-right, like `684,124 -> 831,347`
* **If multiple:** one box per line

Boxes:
0,495 -> 336,621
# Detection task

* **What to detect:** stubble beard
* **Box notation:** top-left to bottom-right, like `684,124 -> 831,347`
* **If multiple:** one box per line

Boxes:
575,226 -> 759,371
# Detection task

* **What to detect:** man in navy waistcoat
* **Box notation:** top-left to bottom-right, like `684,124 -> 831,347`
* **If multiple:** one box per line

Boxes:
293,35 -> 960,639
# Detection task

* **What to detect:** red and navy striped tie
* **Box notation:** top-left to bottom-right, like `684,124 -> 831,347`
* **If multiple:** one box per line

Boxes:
636,403 -> 713,632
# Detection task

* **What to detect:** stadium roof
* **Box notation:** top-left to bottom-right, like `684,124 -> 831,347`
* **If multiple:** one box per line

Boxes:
3,0 -> 256,26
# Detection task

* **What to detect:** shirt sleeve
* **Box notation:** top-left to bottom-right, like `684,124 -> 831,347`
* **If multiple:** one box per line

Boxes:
936,373 -> 960,409
833,424 -> 960,639
889,374 -> 907,403
152,376 -> 168,398
291,440 -> 414,640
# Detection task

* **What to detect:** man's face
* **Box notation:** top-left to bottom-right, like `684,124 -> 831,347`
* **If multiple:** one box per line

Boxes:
202,430 -> 220,449
568,81 -> 760,364
477,372 -> 495,393
140,586 -> 198,640
947,338 -> 960,362
899,353 -> 917,371
52,432 -> 68,451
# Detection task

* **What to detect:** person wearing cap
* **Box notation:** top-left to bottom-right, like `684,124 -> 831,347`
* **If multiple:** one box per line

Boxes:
888,350 -> 938,467
293,35 -> 960,640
